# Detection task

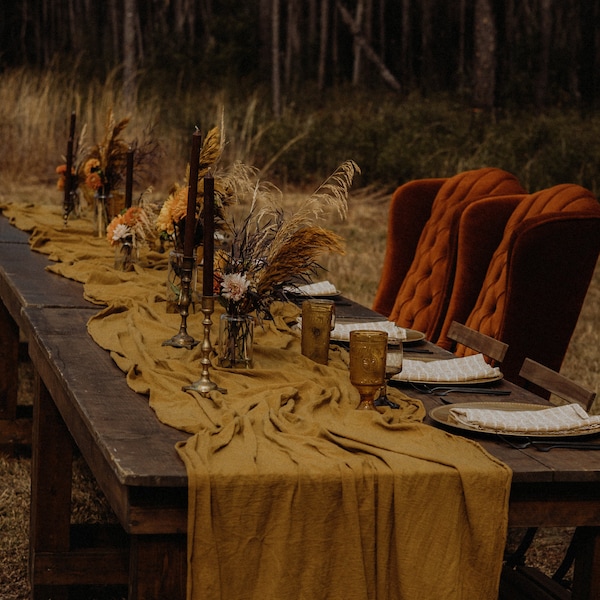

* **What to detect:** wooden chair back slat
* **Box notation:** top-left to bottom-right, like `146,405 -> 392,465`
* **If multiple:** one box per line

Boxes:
519,357 -> 596,411
447,321 -> 508,364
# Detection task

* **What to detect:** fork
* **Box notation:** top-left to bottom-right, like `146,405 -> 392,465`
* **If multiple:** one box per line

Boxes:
499,435 -> 600,452
409,382 -> 510,396
430,387 -> 511,396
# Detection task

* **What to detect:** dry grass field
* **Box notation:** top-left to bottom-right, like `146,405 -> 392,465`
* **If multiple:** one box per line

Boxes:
0,183 -> 598,599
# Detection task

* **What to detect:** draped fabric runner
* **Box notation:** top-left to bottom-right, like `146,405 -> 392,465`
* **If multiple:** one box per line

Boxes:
2,202 -> 512,600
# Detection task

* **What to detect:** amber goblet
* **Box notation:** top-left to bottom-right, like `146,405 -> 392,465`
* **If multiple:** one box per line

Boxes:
349,330 -> 388,410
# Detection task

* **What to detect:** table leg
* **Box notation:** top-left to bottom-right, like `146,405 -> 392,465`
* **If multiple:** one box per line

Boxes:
0,300 -> 29,449
572,526 -> 600,600
129,534 -> 187,600
29,372 -> 73,600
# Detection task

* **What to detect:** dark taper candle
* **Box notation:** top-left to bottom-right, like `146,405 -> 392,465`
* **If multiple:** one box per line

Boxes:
64,112 -> 76,211
183,130 -> 202,259
125,146 -> 134,208
202,171 -> 215,296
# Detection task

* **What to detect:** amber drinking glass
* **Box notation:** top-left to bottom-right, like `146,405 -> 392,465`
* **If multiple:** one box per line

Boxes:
301,299 -> 336,365
349,330 -> 388,410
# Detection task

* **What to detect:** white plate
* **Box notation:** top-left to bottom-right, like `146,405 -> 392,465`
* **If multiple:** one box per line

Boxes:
429,401 -> 600,439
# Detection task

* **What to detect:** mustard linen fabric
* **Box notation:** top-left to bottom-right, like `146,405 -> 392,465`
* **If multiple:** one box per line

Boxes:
2,202 -> 512,600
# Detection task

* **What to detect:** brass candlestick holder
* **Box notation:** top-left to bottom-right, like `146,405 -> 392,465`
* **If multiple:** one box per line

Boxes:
184,295 -> 227,396
163,256 -> 198,350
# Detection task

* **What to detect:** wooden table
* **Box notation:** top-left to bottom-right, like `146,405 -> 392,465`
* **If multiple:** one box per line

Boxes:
1,214 -> 599,599
0,216 -> 96,449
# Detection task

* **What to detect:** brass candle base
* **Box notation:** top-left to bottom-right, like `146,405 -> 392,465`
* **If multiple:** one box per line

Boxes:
163,256 -> 198,349
183,296 -> 227,397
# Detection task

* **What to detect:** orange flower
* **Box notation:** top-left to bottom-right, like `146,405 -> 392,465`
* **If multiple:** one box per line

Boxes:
85,172 -> 102,190
83,158 -> 101,177
106,215 -> 125,245
122,206 -> 142,227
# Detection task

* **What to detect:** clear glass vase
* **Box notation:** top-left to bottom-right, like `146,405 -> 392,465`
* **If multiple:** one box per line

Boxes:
166,250 -> 198,313
218,313 -> 254,368
94,190 -> 110,237
113,240 -> 139,271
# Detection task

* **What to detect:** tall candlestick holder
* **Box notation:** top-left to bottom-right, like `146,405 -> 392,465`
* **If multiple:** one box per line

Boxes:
184,296 -> 227,396
163,256 -> 198,349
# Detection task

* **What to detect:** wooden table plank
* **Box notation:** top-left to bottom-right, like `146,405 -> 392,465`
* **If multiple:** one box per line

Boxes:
0,213 -> 30,243
0,234 -> 98,448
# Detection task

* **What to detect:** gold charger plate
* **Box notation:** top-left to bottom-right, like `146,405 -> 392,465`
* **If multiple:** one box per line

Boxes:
429,401 -> 600,439
403,328 -> 426,345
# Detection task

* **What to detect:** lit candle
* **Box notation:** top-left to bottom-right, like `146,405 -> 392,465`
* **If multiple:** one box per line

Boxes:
125,146 -> 134,208
183,130 -> 202,259
202,171 -> 215,296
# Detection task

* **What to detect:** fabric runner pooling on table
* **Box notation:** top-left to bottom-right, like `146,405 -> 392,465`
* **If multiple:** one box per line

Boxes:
2,201 -> 513,600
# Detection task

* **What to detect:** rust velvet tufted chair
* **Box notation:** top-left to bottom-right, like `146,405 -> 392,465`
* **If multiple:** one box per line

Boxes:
440,184 -> 600,390
373,167 -> 526,341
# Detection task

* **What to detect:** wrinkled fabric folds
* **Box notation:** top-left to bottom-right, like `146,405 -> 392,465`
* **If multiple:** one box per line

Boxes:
2,202 -> 512,600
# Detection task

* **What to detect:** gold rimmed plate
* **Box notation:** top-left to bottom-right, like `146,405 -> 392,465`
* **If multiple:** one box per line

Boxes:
429,401 -> 600,439
393,373 -> 503,386
331,327 -> 425,346
402,329 -> 426,345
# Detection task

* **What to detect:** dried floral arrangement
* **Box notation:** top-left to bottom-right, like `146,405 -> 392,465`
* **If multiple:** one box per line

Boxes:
106,198 -> 156,250
216,159 -> 360,318
156,126 -> 238,251
57,109 -> 160,216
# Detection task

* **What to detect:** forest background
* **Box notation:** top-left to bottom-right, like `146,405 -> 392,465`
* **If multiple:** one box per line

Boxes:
1,1 -> 600,598
1,0 -> 600,194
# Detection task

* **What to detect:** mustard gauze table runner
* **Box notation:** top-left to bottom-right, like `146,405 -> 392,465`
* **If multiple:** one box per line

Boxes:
2,202 -> 512,600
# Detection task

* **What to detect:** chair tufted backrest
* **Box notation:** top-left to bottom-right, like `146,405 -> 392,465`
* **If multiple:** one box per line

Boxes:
459,183 -> 600,385
388,167 -> 525,340
372,178 -> 446,317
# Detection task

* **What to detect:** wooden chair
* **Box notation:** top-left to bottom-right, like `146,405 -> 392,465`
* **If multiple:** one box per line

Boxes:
519,358 -> 596,411
446,321 -> 508,364
499,360 -> 597,600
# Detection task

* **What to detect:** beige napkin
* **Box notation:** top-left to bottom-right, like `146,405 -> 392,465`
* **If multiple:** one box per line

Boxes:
392,353 -> 500,382
449,402 -> 600,434
287,280 -> 339,295
331,319 -> 407,342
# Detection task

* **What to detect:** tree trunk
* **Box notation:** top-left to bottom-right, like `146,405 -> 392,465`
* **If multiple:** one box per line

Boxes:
352,0 -> 364,85
336,0 -> 401,92
272,0 -> 281,117
401,0 -> 411,86
318,0 -> 330,91
472,0 -> 496,110
285,0 -> 300,88
457,0 -> 466,88
421,0 -> 433,91
123,0 -> 137,111
535,0 -> 552,107
257,0 -> 272,79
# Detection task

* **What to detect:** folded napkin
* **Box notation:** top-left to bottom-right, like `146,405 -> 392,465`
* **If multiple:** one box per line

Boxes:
287,280 -> 339,296
392,354 -> 500,382
331,320 -> 407,342
449,402 -> 600,434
